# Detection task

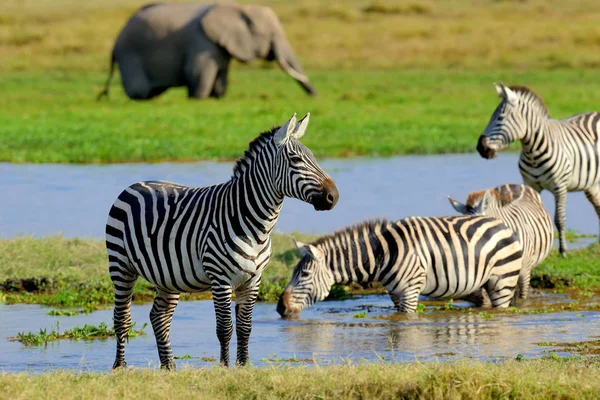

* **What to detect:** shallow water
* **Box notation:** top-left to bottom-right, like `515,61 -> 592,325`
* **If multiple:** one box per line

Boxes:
1,293 -> 599,373
1,154 -> 598,245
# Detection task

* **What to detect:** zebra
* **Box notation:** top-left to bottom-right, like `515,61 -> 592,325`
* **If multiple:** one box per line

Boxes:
448,183 -> 553,302
105,113 -> 339,369
276,216 -> 523,317
477,83 -> 600,257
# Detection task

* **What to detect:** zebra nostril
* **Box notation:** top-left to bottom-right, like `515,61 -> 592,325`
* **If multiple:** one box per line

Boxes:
326,193 -> 335,204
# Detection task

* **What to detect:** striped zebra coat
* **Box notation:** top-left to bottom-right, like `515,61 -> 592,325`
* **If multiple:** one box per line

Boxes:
449,183 -> 553,301
277,217 -> 523,317
106,113 -> 339,369
477,83 -> 600,256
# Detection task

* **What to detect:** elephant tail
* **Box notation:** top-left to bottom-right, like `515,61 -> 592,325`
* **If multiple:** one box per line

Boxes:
96,53 -> 116,101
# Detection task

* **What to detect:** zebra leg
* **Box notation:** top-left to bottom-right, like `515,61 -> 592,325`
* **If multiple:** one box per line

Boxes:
149,289 -> 180,370
553,187 -> 569,257
234,275 -> 261,366
461,288 -> 492,309
388,277 -> 425,313
111,271 -> 138,369
212,285 -> 233,367
485,274 -> 518,309
583,184 -> 600,240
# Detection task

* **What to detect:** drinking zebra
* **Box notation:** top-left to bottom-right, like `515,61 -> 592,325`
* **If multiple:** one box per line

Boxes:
277,217 -> 523,317
477,83 -> 600,256
448,183 -> 553,302
106,113 -> 339,369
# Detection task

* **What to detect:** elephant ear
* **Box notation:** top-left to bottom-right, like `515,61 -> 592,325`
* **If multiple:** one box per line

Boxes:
200,4 -> 256,62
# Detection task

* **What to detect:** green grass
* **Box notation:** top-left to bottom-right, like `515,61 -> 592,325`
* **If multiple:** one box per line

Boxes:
532,243 -> 600,288
0,359 -> 599,399
1,236 -> 599,311
3,69 -> 600,163
0,234 -> 315,309
11,321 -> 147,346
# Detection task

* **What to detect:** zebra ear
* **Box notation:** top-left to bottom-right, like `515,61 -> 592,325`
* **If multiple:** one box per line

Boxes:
293,238 -> 323,260
494,82 -> 503,98
274,113 -> 298,146
448,196 -> 468,215
497,82 -> 518,106
293,113 -> 310,139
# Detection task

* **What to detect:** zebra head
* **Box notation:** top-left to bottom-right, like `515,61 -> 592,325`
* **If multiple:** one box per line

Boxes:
448,190 -> 495,215
276,239 -> 334,319
477,83 -> 527,159
272,113 -> 339,211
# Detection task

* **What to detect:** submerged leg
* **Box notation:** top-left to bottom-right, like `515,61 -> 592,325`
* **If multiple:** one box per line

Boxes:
150,289 -> 181,370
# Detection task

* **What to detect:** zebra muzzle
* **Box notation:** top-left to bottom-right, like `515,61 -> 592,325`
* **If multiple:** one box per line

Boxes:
311,178 -> 339,211
277,290 -> 300,319
476,136 -> 497,159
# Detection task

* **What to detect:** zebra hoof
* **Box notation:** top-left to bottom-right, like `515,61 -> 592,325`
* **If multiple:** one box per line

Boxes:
161,361 -> 177,371
560,251 -> 568,259
112,361 -> 127,370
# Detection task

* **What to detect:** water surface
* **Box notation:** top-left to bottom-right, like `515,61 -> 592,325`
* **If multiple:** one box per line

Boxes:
1,293 -> 598,373
1,154 -> 598,240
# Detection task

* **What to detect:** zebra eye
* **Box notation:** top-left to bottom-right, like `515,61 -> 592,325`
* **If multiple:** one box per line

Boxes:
301,270 -> 310,277
290,155 -> 303,164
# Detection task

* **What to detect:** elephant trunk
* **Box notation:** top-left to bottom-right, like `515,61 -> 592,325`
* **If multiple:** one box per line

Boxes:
274,38 -> 316,96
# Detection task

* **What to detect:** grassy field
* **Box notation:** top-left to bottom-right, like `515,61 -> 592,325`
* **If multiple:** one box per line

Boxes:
1,235 -> 598,311
1,359 -> 599,399
3,1 -> 600,163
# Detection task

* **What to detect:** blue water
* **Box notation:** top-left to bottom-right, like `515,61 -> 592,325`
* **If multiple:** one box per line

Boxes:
1,293 -> 599,373
1,154 -> 598,242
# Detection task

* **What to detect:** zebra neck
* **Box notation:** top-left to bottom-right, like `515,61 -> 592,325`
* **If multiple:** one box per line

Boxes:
321,226 -> 384,285
516,99 -> 550,156
520,118 -> 553,159
229,147 -> 284,240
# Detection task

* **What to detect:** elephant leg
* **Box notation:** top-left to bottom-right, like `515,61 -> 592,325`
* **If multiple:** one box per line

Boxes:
186,57 -> 218,99
210,68 -> 229,99
118,55 -> 156,100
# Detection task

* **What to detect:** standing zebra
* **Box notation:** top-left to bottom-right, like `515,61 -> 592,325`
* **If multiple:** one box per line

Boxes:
477,83 -> 600,256
448,183 -> 553,301
106,113 -> 339,369
277,217 -> 523,317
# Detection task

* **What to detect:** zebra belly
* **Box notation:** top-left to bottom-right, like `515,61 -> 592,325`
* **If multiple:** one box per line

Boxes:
128,241 -> 212,293
419,254 -> 492,299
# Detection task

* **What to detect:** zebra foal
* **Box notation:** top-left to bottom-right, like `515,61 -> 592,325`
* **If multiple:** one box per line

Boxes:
106,113 -> 339,369
449,184 -> 553,301
277,217 -> 523,317
477,83 -> 600,256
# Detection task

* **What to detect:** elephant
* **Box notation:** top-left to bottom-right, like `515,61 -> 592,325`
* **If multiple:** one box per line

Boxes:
97,2 -> 316,100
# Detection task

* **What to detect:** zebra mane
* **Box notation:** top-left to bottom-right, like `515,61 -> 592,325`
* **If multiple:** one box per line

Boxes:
508,85 -> 550,116
466,184 -> 525,207
232,126 -> 279,178
311,219 -> 389,248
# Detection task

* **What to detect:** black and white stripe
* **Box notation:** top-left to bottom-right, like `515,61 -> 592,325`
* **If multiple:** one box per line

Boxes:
277,216 -> 523,317
449,183 -> 553,301
106,113 -> 339,369
477,83 -> 600,256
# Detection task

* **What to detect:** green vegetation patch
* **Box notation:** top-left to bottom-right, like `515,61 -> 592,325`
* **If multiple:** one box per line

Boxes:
1,359 -> 600,399
11,321 -> 147,346
531,243 -> 600,289
2,69 -> 600,163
